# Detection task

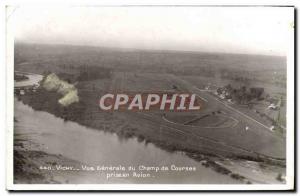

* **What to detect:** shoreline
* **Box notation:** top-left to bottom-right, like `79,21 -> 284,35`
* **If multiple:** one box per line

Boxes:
14,132 -> 84,184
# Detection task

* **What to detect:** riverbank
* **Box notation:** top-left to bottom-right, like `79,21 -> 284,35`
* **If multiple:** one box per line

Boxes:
14,130 -> 124,184
14,128 -> 84,184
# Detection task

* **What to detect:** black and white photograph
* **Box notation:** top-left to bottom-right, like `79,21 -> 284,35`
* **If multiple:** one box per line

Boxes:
5,5 -> 295,191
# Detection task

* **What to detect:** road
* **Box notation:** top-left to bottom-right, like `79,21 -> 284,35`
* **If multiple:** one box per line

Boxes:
171,75 -> 285,159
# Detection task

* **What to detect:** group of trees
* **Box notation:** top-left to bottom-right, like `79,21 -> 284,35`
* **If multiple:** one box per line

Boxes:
217,84 -> 264,104
77,66 -> 112,81
42,65 -> 112,83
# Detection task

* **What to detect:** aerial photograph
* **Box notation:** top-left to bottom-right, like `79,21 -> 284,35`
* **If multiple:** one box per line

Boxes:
9,6 -> 293,189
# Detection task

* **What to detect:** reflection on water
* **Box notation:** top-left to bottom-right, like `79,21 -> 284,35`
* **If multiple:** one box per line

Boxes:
14,100 -> 239,184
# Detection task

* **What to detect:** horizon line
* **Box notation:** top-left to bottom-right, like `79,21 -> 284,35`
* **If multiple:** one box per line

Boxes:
14,41 -> 286,58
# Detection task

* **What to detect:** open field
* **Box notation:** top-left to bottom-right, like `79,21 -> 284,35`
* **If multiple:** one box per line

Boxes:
106,72 -> 285,159
14,43 -> 287,183
180,74 -> 287,130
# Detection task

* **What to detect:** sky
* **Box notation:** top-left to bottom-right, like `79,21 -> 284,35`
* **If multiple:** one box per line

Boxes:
9,6 -> 294,56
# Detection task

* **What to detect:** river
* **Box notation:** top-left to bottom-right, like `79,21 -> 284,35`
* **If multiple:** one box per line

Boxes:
14,99 -> 240,184
13,72 -> 250,183
14,71 -> 43,88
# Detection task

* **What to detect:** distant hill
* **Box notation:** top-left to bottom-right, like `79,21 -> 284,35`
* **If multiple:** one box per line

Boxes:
15,42 -> 286,75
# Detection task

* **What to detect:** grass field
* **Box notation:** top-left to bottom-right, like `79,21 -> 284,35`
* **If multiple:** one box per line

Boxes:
101,71 -> 286,160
